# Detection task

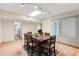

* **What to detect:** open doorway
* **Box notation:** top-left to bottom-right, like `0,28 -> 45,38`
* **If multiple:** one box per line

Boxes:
14,21 -> 22,40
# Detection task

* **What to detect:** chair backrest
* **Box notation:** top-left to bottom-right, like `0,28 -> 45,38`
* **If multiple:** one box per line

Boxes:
49,35 -> 56,48
26,34 -> 32,43
45,33 -> 50,36
27,32 -> 32,35
24,32 -> 32,44
50,35 -> 56,44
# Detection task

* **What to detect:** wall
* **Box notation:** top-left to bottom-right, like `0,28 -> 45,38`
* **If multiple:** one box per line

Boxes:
42,10 -> 79,34
52,17 -> 78,47
0,20 -> 1,40
42,16 -> 79,47
1,19 -> 14,42
42,20 -> 52,35
76,16 -> 79,46
0,19 -> 39,42
42,9 -> 79,47
60,17 -> 76,38
22,22 -> 38,39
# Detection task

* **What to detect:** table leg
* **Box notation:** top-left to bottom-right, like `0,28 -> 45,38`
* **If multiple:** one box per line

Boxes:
38,41 -> 42,56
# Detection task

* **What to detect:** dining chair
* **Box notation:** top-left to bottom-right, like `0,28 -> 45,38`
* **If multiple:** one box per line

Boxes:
26,32 -> 32,48
24,32 -> 32,50
31,38 -> 40,56
25,33 -> 39,56
45,33 -> 50,36
42,35 -> 56,56
26,34 -> 32,46
24,33 -> 27,50
27,32 -> 32,34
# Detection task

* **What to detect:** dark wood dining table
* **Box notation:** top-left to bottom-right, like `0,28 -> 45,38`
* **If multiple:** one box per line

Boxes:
33,35 -> 50,41
32,35 -> 50,55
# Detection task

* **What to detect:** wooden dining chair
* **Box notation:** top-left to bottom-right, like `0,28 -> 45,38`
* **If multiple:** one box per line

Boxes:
24,32 -> 32,49
26,34 -> 32,46
27,32 -> 32,34
24,32 -> 32,50
24,33 -> 27,50
45,33 -> 50,36
25,33 -> 39,56
42,35 -> 56,56
31,38 -> 40,56
26,32 -> 32,48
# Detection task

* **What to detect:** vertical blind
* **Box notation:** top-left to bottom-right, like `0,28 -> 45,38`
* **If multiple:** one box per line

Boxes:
52,16 -> 76,38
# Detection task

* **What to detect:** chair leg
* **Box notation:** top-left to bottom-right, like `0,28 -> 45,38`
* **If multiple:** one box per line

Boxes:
49,49 -> 51,56
54,49 -> 56,56
31,48 -> 33,56
24,45 -> 27,50
24,45 -> 26,49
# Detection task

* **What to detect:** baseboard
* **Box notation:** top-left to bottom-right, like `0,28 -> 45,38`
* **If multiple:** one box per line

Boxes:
57,41 -> 79,49
1,40 -> 14,44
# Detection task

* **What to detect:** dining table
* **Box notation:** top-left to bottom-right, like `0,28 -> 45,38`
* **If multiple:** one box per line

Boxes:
32,35 -> 50,55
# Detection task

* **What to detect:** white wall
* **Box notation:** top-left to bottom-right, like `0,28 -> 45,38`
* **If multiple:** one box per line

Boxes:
76,16 -> 79,46
59,17 -> 76,38
1,19 -> 14,42
22,22 -> 38,39
53,17 -> 78,47
0,20 -> 1,40
0,19 -> 39,42
42,20 -> 52,35
42,16 -> 79,47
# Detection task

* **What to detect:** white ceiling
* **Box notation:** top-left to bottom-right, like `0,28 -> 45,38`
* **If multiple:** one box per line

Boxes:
0,3 -> 79,22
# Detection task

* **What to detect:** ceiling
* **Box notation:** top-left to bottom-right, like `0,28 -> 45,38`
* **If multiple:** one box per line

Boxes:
0,3 -> 79,22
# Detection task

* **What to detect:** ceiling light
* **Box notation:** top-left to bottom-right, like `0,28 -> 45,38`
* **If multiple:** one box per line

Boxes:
34,5 -> 38,9
21,3 -> 24,7
29,10 -> 41,16
42,12 -> 45,15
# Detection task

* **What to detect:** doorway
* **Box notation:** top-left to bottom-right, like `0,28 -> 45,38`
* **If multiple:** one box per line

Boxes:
14,21 -> 22,40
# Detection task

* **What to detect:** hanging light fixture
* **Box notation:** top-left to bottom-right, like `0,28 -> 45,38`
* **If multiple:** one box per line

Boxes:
21,3 -> 25,7
21,3 -> 52,17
